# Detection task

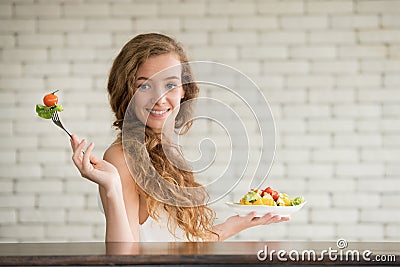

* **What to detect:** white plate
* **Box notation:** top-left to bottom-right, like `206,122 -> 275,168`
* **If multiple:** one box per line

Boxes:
225,202 -> 307,217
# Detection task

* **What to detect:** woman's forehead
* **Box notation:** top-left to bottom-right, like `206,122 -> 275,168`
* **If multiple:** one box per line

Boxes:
137,53 -> 182,79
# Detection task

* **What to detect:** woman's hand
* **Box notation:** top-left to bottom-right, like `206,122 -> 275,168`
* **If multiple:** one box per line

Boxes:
70,134 -> 121,194
213,212 -> 290,241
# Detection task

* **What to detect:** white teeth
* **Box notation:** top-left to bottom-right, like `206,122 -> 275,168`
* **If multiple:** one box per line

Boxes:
148,109 -> 169,115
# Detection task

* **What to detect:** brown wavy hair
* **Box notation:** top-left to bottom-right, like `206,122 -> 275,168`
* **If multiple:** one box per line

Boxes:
107,33 -> 217,241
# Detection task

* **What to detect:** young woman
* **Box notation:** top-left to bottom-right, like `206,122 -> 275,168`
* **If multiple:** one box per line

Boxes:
70,33 -> 289,242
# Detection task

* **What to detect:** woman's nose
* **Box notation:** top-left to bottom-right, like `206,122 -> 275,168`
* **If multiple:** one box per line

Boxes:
152,86 -> 167,104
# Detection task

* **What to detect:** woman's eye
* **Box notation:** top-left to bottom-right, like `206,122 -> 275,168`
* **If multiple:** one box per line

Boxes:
166,83 -> 177,90
138,83 -> 150,90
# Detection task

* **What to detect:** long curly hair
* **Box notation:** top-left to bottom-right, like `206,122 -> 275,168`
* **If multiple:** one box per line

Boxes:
107,33 -> 217,241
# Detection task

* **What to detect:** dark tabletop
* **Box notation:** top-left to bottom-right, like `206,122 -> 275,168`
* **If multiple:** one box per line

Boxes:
0,241 -> 399,266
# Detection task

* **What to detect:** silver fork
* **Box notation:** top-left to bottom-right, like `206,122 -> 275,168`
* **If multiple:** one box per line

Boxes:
51,111 -> 72,138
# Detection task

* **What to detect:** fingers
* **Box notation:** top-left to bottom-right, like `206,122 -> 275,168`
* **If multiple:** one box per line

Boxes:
71,139 -> 86,169
264,213 -> 290,224
89,153 -> 100,165
72,140 -> 99,178
251,213 -> 290,226
70,134 -> 80,152
71,139 -> 97,173
245,211 -> 257,220
262,213 -> 281,224
81,142 -> 95,172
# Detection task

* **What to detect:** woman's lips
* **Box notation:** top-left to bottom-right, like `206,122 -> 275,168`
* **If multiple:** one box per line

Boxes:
146,108 -> 171,117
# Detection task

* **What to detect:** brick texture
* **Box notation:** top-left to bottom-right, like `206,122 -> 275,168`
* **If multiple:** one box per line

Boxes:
0,0 -> 399,242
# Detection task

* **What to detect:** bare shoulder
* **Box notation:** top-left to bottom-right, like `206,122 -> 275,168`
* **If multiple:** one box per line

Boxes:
103,143 -> 124,165
103,144 -> 136,190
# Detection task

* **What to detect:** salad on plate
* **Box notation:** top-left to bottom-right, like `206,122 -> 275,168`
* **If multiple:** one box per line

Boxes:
226,186 -> 306,217
239,186 -> 304,206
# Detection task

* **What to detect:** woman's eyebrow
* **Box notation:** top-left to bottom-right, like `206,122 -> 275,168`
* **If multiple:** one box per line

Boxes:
136,76 -> 180,82
136,76 -> 149,81
164,76 -> 180,81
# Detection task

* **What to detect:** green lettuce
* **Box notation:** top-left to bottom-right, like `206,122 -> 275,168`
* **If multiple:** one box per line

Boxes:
36,104 -> 63,119
291,196 -> 304,206
243,191 -> 260,203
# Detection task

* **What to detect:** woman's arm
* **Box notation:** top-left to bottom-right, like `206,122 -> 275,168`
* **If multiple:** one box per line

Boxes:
70,135 -> 139,242
210,212 -> 290,241
99,186 -> 135,242
102,144 -> 140,242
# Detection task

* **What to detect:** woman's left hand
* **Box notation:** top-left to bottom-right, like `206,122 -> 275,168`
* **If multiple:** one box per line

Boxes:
213,212 -> 290,241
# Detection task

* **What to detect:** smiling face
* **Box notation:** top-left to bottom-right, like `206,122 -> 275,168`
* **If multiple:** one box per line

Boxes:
133,53 -> 185,134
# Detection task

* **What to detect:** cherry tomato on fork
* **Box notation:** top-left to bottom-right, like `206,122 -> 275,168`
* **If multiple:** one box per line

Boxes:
43,90 -> 59,107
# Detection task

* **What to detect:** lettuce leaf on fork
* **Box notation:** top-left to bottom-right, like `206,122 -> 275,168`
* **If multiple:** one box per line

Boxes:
36,104 -> 63,119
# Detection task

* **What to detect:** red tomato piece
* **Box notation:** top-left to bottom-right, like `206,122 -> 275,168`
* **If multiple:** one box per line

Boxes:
43,91 -> 58,107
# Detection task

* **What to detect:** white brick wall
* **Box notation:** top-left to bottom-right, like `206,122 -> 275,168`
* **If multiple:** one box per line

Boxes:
0,0 -> 399,243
